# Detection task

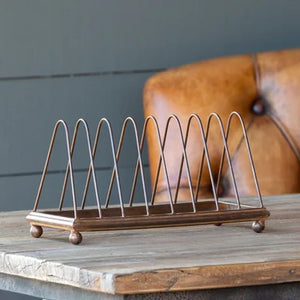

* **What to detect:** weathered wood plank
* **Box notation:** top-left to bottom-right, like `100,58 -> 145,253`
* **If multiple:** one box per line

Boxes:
0,194 -> 299,294
0,273 -> 122,300
114,260 -> 300,294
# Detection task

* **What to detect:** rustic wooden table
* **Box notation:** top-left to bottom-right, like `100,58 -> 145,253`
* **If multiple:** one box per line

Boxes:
0,194 -> 299,300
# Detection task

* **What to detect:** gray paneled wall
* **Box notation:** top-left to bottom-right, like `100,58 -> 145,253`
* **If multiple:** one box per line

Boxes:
0,73 -> 151,212
0,1 -> 299,299
1,0 -> 299,78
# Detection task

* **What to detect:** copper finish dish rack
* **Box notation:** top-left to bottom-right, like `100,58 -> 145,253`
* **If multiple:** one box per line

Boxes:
27,112 -> 270,244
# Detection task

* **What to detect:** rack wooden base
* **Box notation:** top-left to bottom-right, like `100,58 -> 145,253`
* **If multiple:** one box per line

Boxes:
26,200 -> 270,244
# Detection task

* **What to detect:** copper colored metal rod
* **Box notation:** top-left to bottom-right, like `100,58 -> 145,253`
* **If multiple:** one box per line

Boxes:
173,118 -> 189,205
127,119 -> 150,211
206,113 -> 240,208
215,112 -> 263,208
127,118 -> 149,214
149,118 -> 168,206
58,122 -> 83,211
104,117 -> 149,215
58,120 -> 102,217
100,119 -> 124,215
33,120 -> 78,219
60,119 -> 101,216
194,116 -> 214,202
143,116 -> 174,213
161,115 -> 196,212
58,131 -> 75,211
194,113 -> 240,209
194,127 -> 208,203
104,120 -> 128,207
173,114 -> 201,204
174,114 -> 219,210
128,121 -> 146,208
81,118 -> 125,217
129,116 -> 173,210
81,121 -> 104,209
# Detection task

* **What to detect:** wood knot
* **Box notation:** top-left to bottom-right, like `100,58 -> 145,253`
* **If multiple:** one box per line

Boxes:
289,269 -> 296,275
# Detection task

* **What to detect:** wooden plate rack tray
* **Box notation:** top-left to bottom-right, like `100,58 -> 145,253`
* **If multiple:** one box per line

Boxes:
27,111 -> 270,244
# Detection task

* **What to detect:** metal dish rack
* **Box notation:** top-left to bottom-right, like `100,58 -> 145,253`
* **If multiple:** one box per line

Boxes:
27,112 -> 270,244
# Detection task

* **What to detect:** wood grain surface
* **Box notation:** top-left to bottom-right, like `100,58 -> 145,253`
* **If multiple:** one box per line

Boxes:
0,194 -> 299,295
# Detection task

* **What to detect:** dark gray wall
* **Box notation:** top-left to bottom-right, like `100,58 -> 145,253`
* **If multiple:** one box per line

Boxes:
0,1 -> 299,299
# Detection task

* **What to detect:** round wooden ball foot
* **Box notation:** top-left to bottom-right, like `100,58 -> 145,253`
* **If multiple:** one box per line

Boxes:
252,220 -> 265,233
69,230 -> 82,245
215,223 -> 222,226
30,225 -> 43,238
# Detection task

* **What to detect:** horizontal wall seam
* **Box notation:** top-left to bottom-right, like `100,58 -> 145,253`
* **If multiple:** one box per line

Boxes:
0,164 -> 150,179
0,68 -> 166,82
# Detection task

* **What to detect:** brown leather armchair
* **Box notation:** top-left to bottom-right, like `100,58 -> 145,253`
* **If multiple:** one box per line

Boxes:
143,49 -> 300,201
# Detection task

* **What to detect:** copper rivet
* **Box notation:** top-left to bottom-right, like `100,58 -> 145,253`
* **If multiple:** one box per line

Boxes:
251,100 -> 265,115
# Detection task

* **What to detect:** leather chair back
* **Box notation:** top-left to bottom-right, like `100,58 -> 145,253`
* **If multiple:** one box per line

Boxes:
143,49 -> 300,201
